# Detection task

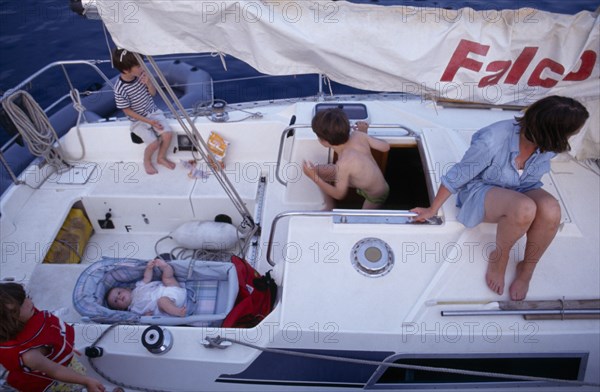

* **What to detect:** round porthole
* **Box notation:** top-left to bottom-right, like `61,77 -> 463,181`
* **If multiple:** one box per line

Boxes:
351,238 -> 394,277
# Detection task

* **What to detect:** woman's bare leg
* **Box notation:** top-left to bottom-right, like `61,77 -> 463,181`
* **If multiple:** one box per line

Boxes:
483,187 -> 537,296
509,188 -> 561,300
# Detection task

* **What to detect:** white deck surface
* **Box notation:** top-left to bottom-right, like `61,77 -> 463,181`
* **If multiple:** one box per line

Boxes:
1,98 -> 599,390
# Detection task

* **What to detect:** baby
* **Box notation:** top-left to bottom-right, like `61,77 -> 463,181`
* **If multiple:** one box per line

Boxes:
107,259 -> 187,317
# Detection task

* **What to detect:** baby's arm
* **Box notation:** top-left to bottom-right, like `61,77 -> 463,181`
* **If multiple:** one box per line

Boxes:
142,260 -> 156,283
154,258 -> 179,287
157,297 -> 187,317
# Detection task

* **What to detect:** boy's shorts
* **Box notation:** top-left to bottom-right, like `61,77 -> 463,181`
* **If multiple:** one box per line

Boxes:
130,110 -> 173,144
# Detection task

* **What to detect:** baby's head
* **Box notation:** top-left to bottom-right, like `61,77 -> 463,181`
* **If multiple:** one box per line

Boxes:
106,287 -> 133,311
311,108 -> 350,146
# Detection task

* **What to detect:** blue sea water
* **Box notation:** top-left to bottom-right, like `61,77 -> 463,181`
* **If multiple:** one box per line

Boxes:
0,0 -> 598,142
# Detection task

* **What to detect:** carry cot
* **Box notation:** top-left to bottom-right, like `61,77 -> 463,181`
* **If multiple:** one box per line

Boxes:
73,257 -> 238,326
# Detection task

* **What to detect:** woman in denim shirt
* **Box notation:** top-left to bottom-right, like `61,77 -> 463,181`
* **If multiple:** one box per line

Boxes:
412,96 -> 589,300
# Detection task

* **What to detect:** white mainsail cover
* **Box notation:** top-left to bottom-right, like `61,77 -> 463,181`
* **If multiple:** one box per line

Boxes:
97,1 -> 599,159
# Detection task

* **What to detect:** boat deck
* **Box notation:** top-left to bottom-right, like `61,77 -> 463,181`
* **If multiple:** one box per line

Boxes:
2,99 -> 598,318
1,97 -> 599,390
0,105 -> 598,309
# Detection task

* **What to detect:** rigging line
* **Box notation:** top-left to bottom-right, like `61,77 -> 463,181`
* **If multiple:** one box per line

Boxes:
214,336 -> 600,387
210,51 -> 228,71
102,23 -> 114,70
322,75 -> 334,96
139,54 -> 254,225
140,59 -> 219,170
212,74 -> 283,84
151,59 -> 259,244
206,113 -> 259,123
60,64 -> 77,93
150,53 -> 217,62
144,55 -> 260,244
65,89 -> 87,161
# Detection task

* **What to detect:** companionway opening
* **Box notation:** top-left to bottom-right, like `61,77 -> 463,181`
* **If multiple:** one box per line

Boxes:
336,143 -> 430,210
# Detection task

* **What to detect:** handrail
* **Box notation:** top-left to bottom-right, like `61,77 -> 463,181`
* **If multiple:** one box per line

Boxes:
1,60 -> 113,100
0,60 -> 113,193
367,124 -> 419,138
275,124 -> 312,186
266,209 -> 439,266
1,61 -> 113,155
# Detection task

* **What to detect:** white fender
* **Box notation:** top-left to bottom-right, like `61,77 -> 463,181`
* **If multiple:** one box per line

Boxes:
170,221 -> 239,250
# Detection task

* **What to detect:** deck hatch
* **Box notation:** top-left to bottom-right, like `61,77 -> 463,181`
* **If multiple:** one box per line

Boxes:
351,237 -> 394,277
314,103 -> 368,122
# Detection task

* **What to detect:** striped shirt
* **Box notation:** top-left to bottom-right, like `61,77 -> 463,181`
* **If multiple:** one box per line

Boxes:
114,76 -> 157,118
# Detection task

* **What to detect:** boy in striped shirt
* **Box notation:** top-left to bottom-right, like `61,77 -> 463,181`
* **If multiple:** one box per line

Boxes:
112,48 -> 176,174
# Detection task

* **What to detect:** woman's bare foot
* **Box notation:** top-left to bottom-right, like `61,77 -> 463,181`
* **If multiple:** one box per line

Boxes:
509,262 -> 531,301
158,158 -> 176,170
485,249 -> 506,295
144,161 -> 158,175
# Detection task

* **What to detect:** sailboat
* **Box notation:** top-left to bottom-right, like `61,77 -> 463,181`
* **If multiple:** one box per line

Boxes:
1,1 -> 598,390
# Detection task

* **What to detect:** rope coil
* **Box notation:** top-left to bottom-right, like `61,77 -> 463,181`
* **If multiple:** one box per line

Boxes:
2,91 -> 66,164
1,89 -> 89,188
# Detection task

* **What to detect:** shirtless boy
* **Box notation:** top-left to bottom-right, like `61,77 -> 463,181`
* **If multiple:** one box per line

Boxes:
303,108 -> 390,209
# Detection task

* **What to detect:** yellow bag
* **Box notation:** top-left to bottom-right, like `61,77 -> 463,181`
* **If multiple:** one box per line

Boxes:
44,208 -> 93,264
207,131 -> 229,168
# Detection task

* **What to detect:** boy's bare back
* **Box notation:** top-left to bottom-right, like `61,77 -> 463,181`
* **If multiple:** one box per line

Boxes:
336,130 -> 389,198
304,110 -> 390,209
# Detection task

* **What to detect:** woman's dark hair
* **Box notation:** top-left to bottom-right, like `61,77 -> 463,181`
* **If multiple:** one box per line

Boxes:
311,108 -> 351,146
112,48 -> 141,73
516,95 -> 589,153
0,283 -> 27,341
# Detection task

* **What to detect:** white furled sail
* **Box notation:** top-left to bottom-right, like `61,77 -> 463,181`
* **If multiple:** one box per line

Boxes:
96,1 -> 599,159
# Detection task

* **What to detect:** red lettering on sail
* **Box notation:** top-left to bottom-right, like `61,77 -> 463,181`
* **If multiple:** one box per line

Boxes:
528,58 -> 564,87
564,50 -> 597,81
441,39 -> 489,82
479,60 -> 512,87
441,40 -> 597,88
504,47 -> 538,84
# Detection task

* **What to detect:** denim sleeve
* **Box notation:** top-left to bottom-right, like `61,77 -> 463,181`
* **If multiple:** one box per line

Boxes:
441,129 -> 494,194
